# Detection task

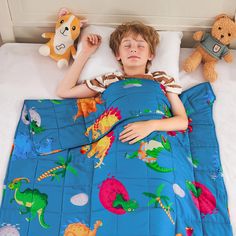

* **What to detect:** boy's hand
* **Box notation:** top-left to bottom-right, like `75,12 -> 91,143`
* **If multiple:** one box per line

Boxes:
119,121 -> 154,144
81,34 -> 102,56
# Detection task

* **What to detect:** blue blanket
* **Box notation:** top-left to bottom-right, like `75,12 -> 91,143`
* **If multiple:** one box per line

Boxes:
0,79 -> 233,236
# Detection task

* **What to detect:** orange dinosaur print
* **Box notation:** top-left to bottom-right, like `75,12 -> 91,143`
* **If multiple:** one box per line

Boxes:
85,107 -> 121,139
64,220 -> 102,236
80,131 -> 115,168
74,95 -> 104,120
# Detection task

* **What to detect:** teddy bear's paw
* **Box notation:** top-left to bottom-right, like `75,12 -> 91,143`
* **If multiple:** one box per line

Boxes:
182,60 -> 197,73
203,69 -> 218,82
57,59 -> 68,69
193,31 -> 204,41
224,53 -> 233,63
39,45 -> 50,56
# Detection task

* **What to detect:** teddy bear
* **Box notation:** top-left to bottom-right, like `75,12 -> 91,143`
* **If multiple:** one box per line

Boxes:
39,8 -> 87,69
182,14 -> 236,82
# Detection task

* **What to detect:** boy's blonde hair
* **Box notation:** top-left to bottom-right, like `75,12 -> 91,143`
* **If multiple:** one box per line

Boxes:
109,21 -> 159,71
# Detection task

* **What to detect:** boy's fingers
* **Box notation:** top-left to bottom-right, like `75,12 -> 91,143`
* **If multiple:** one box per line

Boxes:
120,130 -> 137,140
129,137 -> 140,144
120,133 -> 134,141
121,134 -> 138,143
94,36 -> 98,44
92,35 -> 98,44
95,35 -> 101,45
90,35 -> 95,43
86,34 -> 101,45
87,35 -> 93,42
119,128 -> 133,136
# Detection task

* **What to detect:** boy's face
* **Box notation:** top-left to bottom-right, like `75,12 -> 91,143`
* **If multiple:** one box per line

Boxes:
116,34 -> 154,72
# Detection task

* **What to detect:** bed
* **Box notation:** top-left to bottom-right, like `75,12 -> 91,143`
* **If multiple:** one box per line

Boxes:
0,44 -> 236,236
0,1 -> 236,235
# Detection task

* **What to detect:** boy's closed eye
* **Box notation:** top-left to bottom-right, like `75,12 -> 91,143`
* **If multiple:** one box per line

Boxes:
123,43 -> 145,48
137,44 -> 145,48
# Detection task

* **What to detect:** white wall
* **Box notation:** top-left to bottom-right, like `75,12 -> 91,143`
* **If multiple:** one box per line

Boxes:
0,0 -> 236,48
0,0 -> 15,42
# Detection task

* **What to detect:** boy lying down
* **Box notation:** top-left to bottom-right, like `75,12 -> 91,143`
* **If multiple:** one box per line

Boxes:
56,21 -> 188,144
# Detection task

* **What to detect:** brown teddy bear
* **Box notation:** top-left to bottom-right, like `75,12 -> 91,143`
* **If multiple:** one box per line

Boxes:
182,14 -> 236,82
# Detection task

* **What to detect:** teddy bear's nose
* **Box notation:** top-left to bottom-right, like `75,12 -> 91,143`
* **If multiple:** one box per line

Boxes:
65,27 -> 69,31
221,34 -> 224,38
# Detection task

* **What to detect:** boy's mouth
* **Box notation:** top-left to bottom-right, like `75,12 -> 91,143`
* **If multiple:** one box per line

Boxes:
128,56 -> 140,59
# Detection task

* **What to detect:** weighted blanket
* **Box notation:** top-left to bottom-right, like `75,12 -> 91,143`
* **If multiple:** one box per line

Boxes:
0,78 -> 232,236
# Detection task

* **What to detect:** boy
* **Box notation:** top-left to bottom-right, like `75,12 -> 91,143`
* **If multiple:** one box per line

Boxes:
56,22 -> 188,144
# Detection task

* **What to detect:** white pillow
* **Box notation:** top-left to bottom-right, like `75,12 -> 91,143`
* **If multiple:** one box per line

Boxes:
149,31 -> 183,82
77,25 -> 182,82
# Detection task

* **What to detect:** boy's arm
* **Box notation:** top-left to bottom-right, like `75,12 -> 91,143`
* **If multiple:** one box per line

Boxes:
149,92 -> 188,131
119,92 -> 188,144
56,34 -> 101,98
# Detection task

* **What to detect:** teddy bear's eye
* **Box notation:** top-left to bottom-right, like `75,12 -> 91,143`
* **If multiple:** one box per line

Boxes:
72,26 -> 76,30
228,33 -> 231,37
218,27 -> 222,30
60,20 -> 64,24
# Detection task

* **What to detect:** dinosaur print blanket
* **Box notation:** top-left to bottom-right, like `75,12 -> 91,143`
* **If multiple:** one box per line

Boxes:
0,79 -> 233,236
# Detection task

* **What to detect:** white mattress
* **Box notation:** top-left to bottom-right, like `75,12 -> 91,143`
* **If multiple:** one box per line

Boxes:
0,43 -> 236,233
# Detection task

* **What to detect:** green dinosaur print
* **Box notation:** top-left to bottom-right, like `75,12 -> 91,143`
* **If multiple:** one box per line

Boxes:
8,177 -> 50,229
112,194 -> 138,212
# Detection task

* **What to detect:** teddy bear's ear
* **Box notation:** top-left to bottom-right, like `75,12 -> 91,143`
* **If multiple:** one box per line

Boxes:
215,14 -> 232,21
58,7 -> 70,17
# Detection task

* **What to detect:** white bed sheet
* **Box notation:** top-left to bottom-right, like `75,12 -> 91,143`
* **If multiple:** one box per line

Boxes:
0,43 -> 235,233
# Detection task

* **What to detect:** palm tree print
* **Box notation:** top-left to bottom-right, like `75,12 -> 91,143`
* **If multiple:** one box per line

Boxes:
37,155 -> 77,182
143,183 -> 175,225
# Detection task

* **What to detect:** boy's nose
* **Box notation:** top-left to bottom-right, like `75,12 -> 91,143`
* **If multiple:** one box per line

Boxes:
130,48 -> 137,53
